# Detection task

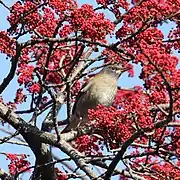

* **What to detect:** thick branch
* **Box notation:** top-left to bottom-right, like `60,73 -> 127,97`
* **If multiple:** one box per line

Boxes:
0,103 -> 99,179
0,103 -> 56,180
0,168 -> 13,180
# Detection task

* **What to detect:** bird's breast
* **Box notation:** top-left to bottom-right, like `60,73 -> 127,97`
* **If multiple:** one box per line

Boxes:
88,75 -> 117,106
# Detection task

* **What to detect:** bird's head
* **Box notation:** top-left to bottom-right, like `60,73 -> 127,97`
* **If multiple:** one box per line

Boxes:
102,64 -> 130,78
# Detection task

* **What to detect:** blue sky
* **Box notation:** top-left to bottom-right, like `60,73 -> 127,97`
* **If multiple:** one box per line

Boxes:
0,0 -> 178,179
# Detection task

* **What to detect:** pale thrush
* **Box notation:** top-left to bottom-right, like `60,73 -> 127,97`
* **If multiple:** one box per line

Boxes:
62,64 -> 128,133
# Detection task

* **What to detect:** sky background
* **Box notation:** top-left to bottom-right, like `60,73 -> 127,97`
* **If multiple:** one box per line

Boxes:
0,0 -> 178,179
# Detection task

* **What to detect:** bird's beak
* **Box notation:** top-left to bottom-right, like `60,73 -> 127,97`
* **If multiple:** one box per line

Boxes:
116,66 -> 131,74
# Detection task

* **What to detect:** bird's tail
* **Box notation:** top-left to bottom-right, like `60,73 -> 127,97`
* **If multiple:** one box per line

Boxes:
61,115 -> 79,133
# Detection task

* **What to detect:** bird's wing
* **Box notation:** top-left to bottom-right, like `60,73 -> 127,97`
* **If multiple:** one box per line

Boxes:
61,79 -> 93,133
72,78 -> 92,114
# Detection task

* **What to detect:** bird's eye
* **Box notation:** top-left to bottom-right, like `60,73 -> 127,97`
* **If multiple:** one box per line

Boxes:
111,66 -> 116,71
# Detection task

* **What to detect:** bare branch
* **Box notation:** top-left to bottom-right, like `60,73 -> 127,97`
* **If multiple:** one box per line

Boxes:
0,42 -> 21,94
104,130 -> 144,179
0,168 -> 13,180
0,102 -> 99,179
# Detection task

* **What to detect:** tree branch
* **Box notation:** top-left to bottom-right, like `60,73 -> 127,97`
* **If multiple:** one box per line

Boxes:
104,130 -> 144,179
0,168 -> 13,180
0,42 -> 21,94
0,102 -> 99,179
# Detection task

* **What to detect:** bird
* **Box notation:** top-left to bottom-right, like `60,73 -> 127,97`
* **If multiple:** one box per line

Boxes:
61,64 -> 128,133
